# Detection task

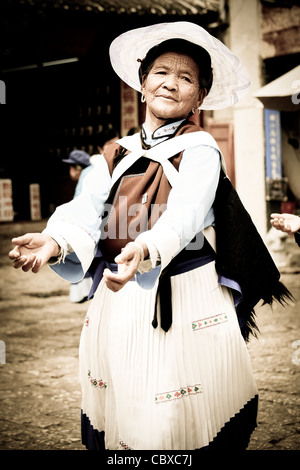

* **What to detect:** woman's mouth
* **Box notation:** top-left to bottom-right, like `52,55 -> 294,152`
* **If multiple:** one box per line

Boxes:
156,94 -> 177,101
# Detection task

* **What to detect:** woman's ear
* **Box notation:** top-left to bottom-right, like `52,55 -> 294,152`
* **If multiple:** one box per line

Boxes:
140,76 -> 148,102
197,88 -> 207,108
141,74 -> 147,92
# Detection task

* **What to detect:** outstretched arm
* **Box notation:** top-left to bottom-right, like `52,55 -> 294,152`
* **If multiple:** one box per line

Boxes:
8,233 -> 60,273
8,155 -> 112,281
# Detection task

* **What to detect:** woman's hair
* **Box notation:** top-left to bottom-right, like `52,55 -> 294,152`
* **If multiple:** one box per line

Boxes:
138,39 -> 213,94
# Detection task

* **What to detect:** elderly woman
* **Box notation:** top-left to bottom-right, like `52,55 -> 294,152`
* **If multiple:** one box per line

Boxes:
9,22 -> 291,450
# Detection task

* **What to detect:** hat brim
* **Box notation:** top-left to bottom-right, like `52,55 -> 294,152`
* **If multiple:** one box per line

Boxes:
109,21 -> 250,110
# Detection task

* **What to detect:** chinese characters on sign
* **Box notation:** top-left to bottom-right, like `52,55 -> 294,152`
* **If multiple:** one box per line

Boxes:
0,80 -> 5,104
264,109 -> 282,179
264,109 -> 287,201
29,183 -> 41,221
120,81 -> 138,137
0,179 -> 14,221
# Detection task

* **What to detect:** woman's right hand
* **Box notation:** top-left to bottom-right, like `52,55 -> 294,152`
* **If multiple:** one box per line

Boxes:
8,233 -> 60,273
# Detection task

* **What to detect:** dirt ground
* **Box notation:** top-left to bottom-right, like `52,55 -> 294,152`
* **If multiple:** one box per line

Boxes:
0,220 -> 299,452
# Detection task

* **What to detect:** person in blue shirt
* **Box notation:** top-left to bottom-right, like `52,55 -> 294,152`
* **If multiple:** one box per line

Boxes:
62,150 -> 93,302
63,149 -> 92,199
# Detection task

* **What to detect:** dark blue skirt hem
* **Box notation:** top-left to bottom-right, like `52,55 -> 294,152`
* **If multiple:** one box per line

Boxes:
81,395 -> 258,451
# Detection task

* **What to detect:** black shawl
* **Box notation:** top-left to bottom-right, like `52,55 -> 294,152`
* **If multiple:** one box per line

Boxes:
213,170 -> 293,340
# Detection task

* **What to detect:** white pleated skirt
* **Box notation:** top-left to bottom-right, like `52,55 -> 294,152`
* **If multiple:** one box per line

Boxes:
79,261 -> 258,450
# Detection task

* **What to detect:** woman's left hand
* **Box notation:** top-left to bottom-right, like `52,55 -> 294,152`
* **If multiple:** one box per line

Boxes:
103,242 -> 147,292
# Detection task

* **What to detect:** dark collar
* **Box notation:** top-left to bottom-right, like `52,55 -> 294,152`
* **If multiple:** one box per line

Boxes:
140,119 -> 187,149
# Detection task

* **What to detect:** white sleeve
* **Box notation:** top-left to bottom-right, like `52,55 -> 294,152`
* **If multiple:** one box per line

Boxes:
136,144 -> 220,273
43,155 -> 111,282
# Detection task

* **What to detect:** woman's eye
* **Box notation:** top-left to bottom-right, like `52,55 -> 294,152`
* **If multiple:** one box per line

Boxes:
181,76 -> 192,82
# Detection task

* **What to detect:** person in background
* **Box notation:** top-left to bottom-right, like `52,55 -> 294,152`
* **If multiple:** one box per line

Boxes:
63,149 -> 92,199
90,128 -> 120,168
62,150 -> 93,302
96,128 -> 119,154
63,139 -> 119,303
270,212 -> 300,247
127,126 -> 141,136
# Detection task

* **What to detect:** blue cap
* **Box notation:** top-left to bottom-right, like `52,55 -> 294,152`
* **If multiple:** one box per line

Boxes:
62,150 -> 90,168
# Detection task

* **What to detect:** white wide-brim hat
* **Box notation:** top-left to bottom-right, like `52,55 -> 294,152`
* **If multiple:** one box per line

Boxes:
109,21 -> 250,110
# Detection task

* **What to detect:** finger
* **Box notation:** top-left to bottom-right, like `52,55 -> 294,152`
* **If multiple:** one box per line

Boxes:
103,268 -> 123,284
107,264 -> 136,283
106,281 -> 122,292
279,219 -> 290,231
11,234 -> 34,246
12,255 -> 28,269
117,262 -> 128,276
103,274 -> 120,292
13,253 -> 35,271
103,269 -> 128,292
115,244 -> 140,265
270,220 -> 285,232
114,251 -> 134,265
21,254 -> 37,272
8,247 -> 21,260
31,257 -> 43,274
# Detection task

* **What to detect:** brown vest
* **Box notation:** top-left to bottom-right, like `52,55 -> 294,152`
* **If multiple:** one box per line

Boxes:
99,119 -> 204,262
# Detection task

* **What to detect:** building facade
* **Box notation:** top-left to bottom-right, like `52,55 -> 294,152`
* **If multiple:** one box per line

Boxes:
1,0 -> 299,239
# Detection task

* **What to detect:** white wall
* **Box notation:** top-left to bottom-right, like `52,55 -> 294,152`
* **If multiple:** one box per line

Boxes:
228,0 -> 267,237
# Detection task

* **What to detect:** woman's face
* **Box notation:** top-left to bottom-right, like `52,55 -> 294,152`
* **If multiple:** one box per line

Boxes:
141,51 -> 205,130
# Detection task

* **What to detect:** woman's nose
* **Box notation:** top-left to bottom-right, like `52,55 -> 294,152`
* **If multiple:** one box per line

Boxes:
163,74 -> 178,90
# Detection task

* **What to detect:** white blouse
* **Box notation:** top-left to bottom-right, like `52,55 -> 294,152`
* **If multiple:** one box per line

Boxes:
44,120 -> 221,289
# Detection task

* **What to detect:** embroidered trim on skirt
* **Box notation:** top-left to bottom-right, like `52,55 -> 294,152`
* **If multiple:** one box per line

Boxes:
79,261 -> 258,450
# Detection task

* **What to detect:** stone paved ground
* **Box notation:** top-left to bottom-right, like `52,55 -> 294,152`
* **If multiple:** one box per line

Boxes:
0,221 -> 299,452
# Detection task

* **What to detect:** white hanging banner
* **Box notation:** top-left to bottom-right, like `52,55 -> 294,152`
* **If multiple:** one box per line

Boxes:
29,183 -> 42,221
0,179 -> 14,221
